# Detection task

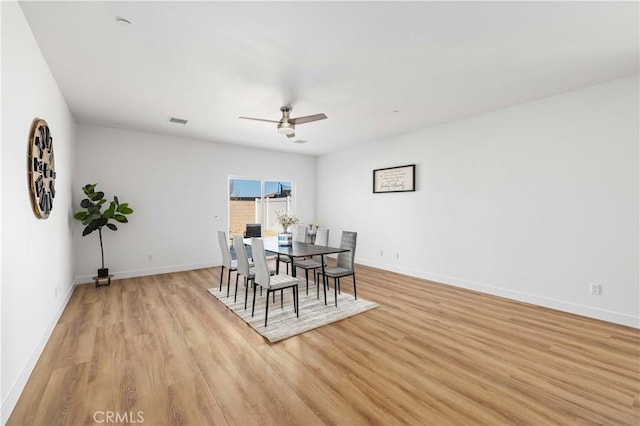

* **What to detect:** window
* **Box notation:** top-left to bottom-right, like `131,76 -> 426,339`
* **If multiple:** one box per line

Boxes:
228,177 -> 294,237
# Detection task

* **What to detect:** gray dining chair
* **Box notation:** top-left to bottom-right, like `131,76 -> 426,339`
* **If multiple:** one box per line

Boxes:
252,237 -> 300,327
217,230 -> 237,296
294,228 -> 329,296
277,225 -> 308,273
232,234 -> 276,309
232,234 -> 254,309
317,231 -> 357,307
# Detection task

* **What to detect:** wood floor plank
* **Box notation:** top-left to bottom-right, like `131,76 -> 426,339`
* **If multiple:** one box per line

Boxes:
166,376 -> 227,426
7,263 -> 640,425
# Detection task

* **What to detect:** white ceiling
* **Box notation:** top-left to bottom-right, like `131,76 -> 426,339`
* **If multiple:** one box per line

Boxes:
19,1 -> 639,156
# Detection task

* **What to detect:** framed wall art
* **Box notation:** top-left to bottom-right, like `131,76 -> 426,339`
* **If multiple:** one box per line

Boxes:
373,164 -> 415,193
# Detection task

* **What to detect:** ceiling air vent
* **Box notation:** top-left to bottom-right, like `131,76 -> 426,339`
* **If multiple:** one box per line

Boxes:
169,117 -> 188,125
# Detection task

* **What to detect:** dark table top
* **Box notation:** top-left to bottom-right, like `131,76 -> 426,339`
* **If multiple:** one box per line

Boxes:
245,237 -> 348,258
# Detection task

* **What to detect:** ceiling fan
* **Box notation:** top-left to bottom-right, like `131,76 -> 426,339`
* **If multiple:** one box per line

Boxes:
239,106 -> 327,138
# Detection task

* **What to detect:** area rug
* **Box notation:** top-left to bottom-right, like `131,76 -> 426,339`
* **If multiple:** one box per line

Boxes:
207,284 -> 378,342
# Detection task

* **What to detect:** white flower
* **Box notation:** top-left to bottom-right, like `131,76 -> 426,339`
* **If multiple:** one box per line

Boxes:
276,211 -> 299,230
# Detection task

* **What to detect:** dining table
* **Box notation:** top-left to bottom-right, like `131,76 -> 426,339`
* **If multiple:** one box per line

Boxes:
244,236 -> 349,305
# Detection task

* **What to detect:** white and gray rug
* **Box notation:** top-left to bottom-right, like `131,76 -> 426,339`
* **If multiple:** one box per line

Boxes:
207,283 -> 378,342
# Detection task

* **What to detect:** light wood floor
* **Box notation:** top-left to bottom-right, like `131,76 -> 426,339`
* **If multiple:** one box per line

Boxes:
8,263 -> 640,425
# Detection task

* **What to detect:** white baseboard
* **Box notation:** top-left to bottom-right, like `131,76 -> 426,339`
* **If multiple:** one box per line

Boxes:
356,258 -> 639,329
1,280 -> 77,424
75,261 -> 217,284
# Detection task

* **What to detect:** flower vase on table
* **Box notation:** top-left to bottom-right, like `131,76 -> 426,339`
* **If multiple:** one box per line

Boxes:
276,211 -> 299,246
278,229 -> 293,246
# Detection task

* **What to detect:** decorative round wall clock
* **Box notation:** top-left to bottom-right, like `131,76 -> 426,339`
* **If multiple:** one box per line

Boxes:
28,118 -> 56,219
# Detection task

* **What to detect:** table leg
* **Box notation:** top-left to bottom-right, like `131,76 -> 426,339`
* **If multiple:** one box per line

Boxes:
320,255 -> 327,305
287,257 -> 296,307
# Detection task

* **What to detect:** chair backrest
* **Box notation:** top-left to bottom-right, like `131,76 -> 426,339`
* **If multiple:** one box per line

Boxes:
336,231 -> 357,270
244,223 -> 261,238
314,228 -> 329,246
251,238 -> 271,289
217,230 -> 232,268
293,225 -> 307,243
232,234 -> 251,276
312,228 -> 330,263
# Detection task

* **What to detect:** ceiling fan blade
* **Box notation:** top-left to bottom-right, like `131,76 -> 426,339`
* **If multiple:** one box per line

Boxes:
289,113 -> 327,125
287,132 -> 296,139
239,116 -> 281,124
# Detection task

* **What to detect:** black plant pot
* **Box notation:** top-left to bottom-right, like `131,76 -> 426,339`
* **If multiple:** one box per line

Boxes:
98,268 -> 109,277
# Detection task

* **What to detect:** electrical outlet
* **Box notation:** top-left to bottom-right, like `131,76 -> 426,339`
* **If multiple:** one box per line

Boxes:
589,283 -> 602,295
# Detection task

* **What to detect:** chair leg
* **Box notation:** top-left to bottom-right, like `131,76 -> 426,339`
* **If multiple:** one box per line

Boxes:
353,274 -> 357,300
334,277 -> 338,307
305,269 -> 309,295
244,277 -> 249,309
219,266 -> 225,291
265,289 -> 271,327
252,282 -> 257,317
294,285 -> 299,317
234,273 -> 239,302
226,269 -> 233,297
291,287 -> 297,314
322,272 -> 327,305
280,289 -> 284,309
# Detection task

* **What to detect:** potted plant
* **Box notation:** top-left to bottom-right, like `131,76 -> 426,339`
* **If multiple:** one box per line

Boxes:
276,211 -> 299,246
73,184 -> 134,277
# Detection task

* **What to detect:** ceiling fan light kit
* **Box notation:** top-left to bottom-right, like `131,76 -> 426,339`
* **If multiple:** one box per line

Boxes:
240,105 -> 327,140
277,121 -> 295,135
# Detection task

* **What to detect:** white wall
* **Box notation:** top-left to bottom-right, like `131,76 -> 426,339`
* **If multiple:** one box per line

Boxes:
318,76 -> 639,328
1,2 -> 77,422
74,125 -> 316,282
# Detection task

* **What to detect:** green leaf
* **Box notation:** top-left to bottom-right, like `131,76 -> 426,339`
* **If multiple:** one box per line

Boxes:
82,226 -> 95,236
80,199 -> 92,208
117,204 -> 133,214
114,196 -> 120,206
104,204 -> 115,218
91,191 -> 105,201
114,214 -> 128,223
74,212 -> 87,221
106,223 -> 118,231
97,199 -> 107,206
97,218 -> 108,227
82,184 -> 96,195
